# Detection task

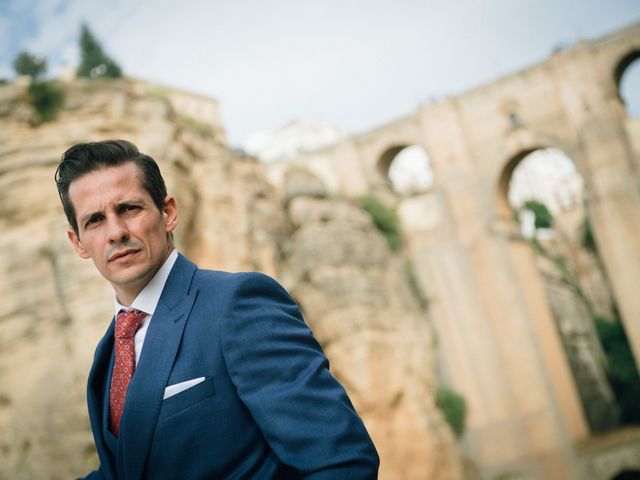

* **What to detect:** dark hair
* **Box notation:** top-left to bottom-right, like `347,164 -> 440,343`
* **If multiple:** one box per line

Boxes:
55,139 -> 167,235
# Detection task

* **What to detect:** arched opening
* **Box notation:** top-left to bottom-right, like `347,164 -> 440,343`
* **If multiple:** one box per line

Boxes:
378,145 -> 434,196
507,148 -> 584,239
501,147 -> 640,433
615,50 -> 640,118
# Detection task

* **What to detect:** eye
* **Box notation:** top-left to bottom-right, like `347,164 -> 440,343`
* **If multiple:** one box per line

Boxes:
121,204 -> 141,213
85,214 -> 103,228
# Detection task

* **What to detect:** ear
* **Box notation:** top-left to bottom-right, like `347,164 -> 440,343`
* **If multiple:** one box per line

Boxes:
67,228 -> 91,259
162,195 -> 179,233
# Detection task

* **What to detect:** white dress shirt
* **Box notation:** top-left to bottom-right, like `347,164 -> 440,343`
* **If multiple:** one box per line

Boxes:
114,249 -> 178,365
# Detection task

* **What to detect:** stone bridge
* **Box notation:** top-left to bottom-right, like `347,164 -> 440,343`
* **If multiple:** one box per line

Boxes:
266,21 -> 640,480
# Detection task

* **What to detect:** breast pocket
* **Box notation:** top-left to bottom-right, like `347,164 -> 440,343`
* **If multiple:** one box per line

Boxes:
158,376 -> 216,422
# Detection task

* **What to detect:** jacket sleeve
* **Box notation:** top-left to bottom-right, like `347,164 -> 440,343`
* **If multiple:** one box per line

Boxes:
220,272 -> 379,479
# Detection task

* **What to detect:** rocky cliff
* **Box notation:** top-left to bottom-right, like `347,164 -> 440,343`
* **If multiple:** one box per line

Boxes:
280,168 -> 461,479
0,78 -> 461,479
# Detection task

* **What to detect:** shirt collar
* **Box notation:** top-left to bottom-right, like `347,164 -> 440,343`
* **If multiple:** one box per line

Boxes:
114,249 -> 179,316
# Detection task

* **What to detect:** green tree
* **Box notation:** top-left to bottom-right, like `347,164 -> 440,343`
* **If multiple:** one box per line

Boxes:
13,51 -> 47,79
359,195 -> 403,251
523,199 -> 553,229
582,216 -> 597,252
76,24 -> 122,78
10,50 -> 65,122
435,386 -> 467,438
595,317 -> 640,424
28,81 -> 65,122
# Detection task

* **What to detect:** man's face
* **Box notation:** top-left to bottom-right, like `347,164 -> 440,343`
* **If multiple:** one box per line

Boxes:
67,162 -> 178,305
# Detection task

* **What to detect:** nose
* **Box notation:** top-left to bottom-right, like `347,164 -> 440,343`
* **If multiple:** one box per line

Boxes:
105,215 -> 129,244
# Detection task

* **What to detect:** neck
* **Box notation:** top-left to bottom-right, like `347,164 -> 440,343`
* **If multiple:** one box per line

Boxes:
114,248 -> 173,306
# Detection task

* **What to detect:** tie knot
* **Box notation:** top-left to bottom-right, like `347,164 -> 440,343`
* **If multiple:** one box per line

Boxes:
115,309 -> 146,339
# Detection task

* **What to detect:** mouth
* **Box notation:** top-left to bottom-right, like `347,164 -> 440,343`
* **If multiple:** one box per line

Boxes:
108,248 -> 141,263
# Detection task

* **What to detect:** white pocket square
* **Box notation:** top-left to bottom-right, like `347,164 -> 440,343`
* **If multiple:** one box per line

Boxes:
163,377 -> 206,400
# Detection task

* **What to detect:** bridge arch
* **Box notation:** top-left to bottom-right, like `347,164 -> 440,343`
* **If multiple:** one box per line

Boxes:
500,147 -> 584,216
497,146 -> 543,213
497,146 -> 629,433
376,144 -> 433,196
496,143 -> 577,217
613,49 -> 640,116
278,23 -> 640,478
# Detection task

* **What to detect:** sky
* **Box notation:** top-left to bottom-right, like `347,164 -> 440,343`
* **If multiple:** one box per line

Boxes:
1,0 -> 639,147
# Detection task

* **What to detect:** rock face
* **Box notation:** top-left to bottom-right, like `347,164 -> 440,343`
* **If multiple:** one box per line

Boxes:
534,237 -> 619,433
281,174 -> 462,479
0,79 -> 460,479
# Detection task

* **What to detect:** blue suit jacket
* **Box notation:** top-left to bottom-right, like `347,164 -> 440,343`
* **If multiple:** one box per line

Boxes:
82,254 -> 379,479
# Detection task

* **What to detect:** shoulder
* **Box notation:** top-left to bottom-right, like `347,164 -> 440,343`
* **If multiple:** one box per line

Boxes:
175,254 -> 290,304
194,268 -> 281,289
193,267 -> 290,302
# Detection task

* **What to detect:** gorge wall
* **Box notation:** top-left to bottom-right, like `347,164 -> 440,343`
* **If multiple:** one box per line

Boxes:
0,78 -> 461,479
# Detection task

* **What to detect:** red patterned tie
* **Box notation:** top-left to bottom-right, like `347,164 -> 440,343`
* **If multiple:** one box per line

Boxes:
109,308 -> 146,437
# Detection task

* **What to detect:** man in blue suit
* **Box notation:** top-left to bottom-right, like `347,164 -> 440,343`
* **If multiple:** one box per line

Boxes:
56,139 -> 379,479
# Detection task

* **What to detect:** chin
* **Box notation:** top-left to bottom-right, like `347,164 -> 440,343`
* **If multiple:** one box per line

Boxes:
108,265 -> 149,287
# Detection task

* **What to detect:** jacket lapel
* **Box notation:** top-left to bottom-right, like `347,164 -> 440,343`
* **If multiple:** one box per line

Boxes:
117,255 -> 199,480
87,318 -> 117,480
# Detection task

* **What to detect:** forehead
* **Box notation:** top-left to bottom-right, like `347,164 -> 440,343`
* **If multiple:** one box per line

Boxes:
68,163 -> 147,211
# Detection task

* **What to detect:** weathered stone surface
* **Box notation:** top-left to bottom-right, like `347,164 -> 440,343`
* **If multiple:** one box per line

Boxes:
0,79 -> 461,480
534,216 -> 620,433
0,79 -> 285,479
281,191 -> 462,480
283,165 -> 328,204
261,23 -> 640,480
